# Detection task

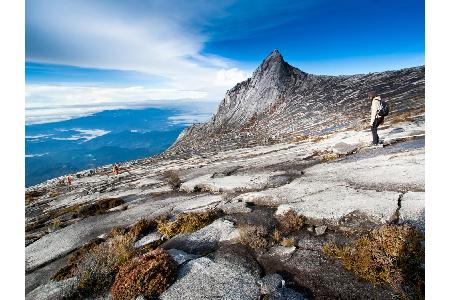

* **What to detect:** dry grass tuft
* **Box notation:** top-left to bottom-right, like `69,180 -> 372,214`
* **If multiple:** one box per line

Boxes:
51,238 -> 104,281
281,237 -> 295,248
109,227 -> 129,238
157,210 -> 221,238
291,135 -> 309,143
272,228 -> 282,243
111,248 -> 177,300
77,198 -> 124,218
128,218 -> 157,241
25,189 -> 47,205
26,198 -> 124,235
163,170 -> 182,190
323,224 -> 424,298
322,152 -> 340,161
75,234 -> 135,297
238,224 -> 270,250
276,209 -> 304,235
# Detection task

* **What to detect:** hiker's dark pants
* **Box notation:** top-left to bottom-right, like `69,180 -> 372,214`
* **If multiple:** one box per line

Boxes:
371,117 -> 384,144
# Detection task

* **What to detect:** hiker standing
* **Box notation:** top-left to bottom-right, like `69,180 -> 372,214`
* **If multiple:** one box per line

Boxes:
66,176 -> 72,185
368,91 -> 389,145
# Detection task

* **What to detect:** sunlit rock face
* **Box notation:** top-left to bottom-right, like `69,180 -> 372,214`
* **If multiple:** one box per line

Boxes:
167,50 -> 424,156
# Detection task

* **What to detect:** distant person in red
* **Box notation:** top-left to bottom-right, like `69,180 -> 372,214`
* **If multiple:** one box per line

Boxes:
112,164 -> 120,175
66,176 -> 72,185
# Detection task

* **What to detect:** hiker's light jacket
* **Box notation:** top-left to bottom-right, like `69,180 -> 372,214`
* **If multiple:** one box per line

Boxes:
370,96 -> 382,125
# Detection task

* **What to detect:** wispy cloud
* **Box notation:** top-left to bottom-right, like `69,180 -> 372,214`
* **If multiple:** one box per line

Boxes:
26,1 -> 250,109
52,129 -> 110,141
25,84 -> 215,124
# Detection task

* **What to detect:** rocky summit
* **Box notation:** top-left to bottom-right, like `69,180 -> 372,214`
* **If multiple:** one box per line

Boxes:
167,50 -> 424,155
25,51 -> 425,300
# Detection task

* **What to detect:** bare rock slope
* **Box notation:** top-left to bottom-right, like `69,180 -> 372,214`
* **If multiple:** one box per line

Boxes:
25,51 -> 425,300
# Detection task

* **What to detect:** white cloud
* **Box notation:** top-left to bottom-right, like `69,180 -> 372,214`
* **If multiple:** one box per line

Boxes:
168,113 -> 213,125
215,68 -> 250,86
52,129 -> 110,141
26,0 -> 252,120
25,153 -> 49,158
25,84 -> 211,124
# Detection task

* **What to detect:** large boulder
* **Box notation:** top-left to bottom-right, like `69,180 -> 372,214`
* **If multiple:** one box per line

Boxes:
160,253 -> 260,300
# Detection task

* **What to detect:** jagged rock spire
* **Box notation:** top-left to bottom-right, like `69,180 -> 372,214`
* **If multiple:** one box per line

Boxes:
252,49 -> 289,81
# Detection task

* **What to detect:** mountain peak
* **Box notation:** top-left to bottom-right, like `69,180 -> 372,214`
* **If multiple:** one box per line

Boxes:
252,49 -> 289,80
262,49 -> 285,65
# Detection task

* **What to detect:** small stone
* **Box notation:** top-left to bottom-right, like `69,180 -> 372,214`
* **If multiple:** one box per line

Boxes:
315,225 -> 327,236
134,232 -> 162,248
268,246 -> 296,261
97,233 -> 107,239
307,226 -> 314,232
108,204 -> 128,212
331,142 -> 359,155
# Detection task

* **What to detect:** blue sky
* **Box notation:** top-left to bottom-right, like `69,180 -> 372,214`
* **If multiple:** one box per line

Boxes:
26,0 -> 424,124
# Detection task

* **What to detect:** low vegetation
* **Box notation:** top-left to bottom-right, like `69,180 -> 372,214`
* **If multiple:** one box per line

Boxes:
50,213 -> 195,298
128,218 -> 157,241
51,238 -> 105,281
281,237 -> 295,247
77,198 -> 125,218
321,152 -> 340,161
25,189 -> 47,205
111,248 -> 177,300
75,234 -> 135,297
276,209 -> 304,235
26,198 -> 125,234
323,224 -> 424,298
156,210 -> 221,238
163,170 -> 182,190
238,224 -> 270,250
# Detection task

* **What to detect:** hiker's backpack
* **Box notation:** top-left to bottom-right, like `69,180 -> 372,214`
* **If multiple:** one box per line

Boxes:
378,100 -> 389,117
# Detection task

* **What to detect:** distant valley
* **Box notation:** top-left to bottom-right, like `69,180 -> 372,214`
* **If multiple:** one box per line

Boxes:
25,105 -> 215,186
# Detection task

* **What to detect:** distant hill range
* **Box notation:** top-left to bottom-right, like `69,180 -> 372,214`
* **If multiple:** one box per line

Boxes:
167,50 -> 425,156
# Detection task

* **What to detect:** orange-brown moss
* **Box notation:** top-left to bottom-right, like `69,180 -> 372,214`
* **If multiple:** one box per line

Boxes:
238,224 -> 270,250
111,248 -> 177,300
276,209 -> 304,235
281,237 -> 295,247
